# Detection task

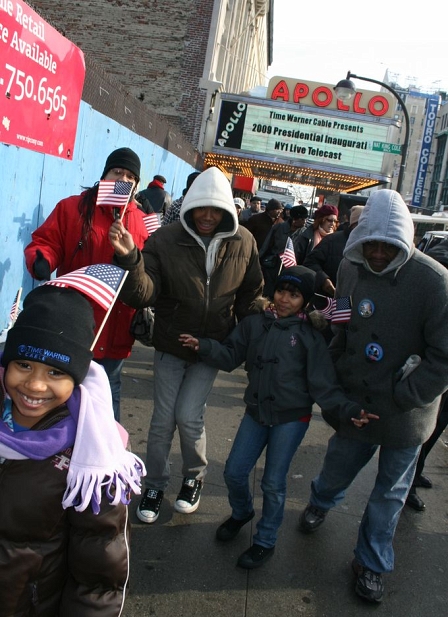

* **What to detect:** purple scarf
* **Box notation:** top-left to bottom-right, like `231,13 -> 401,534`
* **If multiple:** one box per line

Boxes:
0,364 -> 79,460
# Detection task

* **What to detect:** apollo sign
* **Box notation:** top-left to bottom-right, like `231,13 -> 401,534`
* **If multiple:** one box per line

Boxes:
267,76 -> 395,119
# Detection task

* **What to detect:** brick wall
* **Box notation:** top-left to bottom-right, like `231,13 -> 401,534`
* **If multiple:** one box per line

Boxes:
29,0 -> 215,147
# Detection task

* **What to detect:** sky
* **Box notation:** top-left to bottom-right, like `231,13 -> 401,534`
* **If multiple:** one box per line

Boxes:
265,0 -> 448,95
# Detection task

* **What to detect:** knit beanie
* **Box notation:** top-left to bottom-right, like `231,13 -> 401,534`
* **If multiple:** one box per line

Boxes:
101,147 -> 141,181
275,266 -> 316,305
290,205 -> 308,220
186,171 -> 201,191
314,204 -> 339,219
2,286 -> 95,385
266,198 -> 283,212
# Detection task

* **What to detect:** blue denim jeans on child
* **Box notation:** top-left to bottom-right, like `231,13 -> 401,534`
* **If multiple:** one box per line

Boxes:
224,413 -> 309,549
309,432 -> 420,573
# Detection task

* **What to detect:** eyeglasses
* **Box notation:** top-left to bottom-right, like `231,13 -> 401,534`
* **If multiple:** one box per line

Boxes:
110,168 -> 138,183
324,218 -> 338,223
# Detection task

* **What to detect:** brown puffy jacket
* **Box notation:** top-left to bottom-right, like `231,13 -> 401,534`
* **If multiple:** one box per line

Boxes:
0,406 -> 130,617
116,221 -> 263,362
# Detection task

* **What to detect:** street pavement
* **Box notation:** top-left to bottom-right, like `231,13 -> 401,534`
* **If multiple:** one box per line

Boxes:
120,343 -> 448,617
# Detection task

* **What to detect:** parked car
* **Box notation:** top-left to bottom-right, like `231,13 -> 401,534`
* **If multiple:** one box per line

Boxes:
416,230 -> 448,254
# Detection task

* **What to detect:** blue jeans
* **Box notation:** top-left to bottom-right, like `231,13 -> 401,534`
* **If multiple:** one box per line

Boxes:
309,432 -> 421,573
95,358 -> 124,422
144,351 -> 219,492
224,413 -> 309,549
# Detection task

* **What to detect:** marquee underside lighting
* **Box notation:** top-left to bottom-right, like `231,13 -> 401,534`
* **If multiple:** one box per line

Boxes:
204,152 -> 385,193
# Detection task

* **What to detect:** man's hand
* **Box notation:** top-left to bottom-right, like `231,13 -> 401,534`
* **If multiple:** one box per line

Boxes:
351,410 -> 380,429
179,334 -> 200,351
322,278 -> 336,297
108,219 -> 136,256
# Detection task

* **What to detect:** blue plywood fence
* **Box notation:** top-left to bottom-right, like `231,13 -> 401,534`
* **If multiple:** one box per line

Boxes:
0,101 -> 196,336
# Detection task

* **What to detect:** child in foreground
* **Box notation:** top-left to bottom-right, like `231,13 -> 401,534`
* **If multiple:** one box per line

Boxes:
180,266 -> 373,570
0,286 -> 145,616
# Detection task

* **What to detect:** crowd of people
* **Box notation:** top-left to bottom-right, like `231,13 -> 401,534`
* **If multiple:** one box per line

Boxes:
1,148 -> 447,613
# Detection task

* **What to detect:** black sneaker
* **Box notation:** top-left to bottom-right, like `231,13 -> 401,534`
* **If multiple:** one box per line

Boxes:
174,478 -> 203,514
352,559 -> 384,603
136,488 -> 164,524
216,511 -> 255,542
298,504 -> 328,533
237,544 -> 275,569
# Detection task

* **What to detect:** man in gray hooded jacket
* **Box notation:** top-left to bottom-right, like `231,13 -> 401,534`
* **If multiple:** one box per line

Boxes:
299,190 -> 448,604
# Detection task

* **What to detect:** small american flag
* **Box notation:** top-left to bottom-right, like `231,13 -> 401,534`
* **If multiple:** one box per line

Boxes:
280,237 -> 297,268
143,213 -> 161,236
9,288 -> 22,323
45,264 -> 127,312
331,296 -> 352,323
312,295 -> 334,320
96,180 -> 133,208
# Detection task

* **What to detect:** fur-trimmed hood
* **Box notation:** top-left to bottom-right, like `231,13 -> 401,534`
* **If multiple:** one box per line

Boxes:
343,189 -> 415,275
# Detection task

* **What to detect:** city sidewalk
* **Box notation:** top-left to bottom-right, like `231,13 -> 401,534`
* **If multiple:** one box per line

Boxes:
121,343 -> 448,617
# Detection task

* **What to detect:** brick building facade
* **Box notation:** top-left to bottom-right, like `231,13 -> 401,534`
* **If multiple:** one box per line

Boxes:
29,0 -> 273,151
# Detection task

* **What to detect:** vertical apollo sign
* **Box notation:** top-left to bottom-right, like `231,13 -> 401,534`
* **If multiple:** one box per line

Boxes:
412,94 -> 440,207
0,0 -> 85,158
215,100 -> 248,149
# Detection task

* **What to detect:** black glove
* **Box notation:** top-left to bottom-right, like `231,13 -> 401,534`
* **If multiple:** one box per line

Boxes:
33,249 -> 51,280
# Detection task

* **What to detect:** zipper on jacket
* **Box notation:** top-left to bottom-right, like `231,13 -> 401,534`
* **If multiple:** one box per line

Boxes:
202,276 -> 211,332
31,581 -> 38,606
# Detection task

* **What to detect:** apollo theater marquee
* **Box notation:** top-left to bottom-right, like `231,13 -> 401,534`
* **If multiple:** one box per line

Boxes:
203,76 -> 400,193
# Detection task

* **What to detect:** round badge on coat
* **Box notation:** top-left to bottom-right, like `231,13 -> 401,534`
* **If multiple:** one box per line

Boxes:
358,299 -> 375,318
365,342 -> 383,362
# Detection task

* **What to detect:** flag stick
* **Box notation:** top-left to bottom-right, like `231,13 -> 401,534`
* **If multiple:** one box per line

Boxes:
90,271 -> 129,352
119,192 -> 132,221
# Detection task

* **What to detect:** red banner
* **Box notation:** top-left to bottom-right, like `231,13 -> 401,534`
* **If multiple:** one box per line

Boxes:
0,0 -> 85,158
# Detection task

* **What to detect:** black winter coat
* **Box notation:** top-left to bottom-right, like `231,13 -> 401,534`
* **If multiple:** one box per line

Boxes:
303,228 -> 350,292
197,311 -> 362,426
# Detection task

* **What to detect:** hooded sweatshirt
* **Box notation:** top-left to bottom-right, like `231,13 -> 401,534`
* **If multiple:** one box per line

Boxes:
324,189 -> 448,447
115,167 -> 263,361
180,166 -> 239,275
343,189 -> 415,274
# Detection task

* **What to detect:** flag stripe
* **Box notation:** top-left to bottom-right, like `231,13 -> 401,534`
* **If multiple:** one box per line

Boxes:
331,296 -> 352,323
49,275 -> 114,310
45,264 -> 126,312
9,289 -> 21,322
142,213 -> 161,236
96,180 -> 133,208
279,237 -> 297,268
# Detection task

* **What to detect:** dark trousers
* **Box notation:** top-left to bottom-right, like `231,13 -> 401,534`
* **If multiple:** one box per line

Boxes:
414,391 -> 448,481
